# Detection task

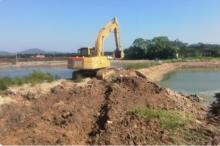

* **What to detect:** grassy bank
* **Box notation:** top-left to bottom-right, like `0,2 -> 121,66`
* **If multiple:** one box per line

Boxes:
164,57 -> 220,63
125,62 -> 160,69
0,71 -> 54,90
124,57 -> 220,69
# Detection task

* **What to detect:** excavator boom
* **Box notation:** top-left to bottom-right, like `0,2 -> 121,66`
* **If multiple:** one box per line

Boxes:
95,17 -> 123,58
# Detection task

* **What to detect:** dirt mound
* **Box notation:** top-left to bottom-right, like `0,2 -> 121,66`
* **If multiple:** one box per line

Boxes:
0,70 -> 218,144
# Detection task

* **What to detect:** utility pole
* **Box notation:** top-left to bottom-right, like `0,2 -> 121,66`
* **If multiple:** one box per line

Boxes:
15,52 -> 17,64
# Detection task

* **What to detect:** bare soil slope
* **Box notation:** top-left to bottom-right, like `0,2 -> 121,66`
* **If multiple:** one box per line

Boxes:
0,70 -> 218,145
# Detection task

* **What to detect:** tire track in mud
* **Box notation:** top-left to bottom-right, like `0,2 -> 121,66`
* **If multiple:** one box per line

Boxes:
88,85 -> 113,144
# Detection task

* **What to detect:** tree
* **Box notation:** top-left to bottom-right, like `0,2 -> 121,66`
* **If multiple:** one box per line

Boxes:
125,36 -> 220,60
124,46 -> 145,59
132,38 -> 148,49
147,36 -> 177,59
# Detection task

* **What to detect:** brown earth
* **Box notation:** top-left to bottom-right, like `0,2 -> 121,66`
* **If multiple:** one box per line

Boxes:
0,69 -> 219,145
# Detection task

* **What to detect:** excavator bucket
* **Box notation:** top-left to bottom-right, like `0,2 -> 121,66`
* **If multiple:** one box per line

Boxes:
114,49 -> 124,59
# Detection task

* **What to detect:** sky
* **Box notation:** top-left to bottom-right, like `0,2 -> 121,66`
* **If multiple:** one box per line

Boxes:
0,0 -> 220,52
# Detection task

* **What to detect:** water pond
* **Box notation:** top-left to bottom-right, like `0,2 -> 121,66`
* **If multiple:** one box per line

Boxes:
159,68 -> 220,104
0,67 -> 73,79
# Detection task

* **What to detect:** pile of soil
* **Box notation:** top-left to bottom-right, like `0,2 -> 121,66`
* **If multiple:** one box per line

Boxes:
0,70 -> 219,144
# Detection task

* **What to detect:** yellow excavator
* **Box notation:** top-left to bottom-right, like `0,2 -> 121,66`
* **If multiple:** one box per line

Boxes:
68,17 -> 124,79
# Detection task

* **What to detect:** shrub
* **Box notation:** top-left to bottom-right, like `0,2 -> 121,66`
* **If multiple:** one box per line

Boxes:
0,79 -> 9,90
0,77 -> 13,90
0,70 -> 54,90
25,71 -> 54,85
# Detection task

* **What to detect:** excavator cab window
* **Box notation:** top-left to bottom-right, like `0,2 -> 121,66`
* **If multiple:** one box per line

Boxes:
77,47 -> 95,57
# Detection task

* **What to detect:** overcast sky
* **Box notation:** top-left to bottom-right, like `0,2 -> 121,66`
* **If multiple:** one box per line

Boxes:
0,0 -> 220,52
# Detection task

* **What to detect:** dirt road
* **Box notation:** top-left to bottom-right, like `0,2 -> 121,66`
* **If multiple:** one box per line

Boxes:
138,61 -> 220,82
0,70 -> 218,145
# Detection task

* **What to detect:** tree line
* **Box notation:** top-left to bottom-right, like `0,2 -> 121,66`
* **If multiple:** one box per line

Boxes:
124,36 -> 220,59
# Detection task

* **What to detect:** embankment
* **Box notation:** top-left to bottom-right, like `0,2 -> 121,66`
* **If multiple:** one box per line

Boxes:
138,61 -> 220,82
0,60 -> 150,69
0,61 -> 67,69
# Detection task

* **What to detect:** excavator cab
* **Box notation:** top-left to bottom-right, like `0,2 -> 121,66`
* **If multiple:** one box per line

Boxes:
77,47 -> 95,57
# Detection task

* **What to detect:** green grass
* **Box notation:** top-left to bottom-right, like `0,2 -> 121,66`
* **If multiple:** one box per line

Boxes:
165,56 -> 220,63
0,71 -> 54,90
125,62 -> 160,69
179,129 -> 211,144
25,71 -> 54,84
124,57 -> 220,70
133,107 -> 192,129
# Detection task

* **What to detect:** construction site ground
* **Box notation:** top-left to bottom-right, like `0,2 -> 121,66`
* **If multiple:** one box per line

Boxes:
0,69 -> 220,145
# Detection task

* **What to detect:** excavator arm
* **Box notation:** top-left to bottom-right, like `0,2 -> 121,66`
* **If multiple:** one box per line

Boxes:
95,17 -> 124,58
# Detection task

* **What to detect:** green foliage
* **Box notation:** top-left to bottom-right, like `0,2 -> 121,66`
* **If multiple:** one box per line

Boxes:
147,36 -> 178,59
125,36 -> 220,60
133,107 -> 191,129
124,47 -> 146,59
0,71 -> 54,90
125,36 -> 178,60
0,77 -> 12,90
25,71 -> 54,85
125,62 -> 160,69
132,38 -> 150,50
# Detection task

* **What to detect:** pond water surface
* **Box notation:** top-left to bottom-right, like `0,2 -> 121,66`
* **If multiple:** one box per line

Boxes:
0,67 -> 73,79
159,68 -> 220,104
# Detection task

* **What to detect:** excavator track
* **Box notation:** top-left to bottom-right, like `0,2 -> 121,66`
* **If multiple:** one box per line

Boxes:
72,70 -> 97,80
72,68 -> 118,80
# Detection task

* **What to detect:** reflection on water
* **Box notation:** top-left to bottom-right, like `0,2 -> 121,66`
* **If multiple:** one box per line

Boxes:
159,68 -> 220,104
0,67 -> 73,79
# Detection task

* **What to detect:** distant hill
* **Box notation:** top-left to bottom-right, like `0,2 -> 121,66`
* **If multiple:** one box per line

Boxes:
0,48 -> 74,57
20,48 -> 47,55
